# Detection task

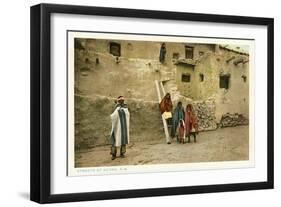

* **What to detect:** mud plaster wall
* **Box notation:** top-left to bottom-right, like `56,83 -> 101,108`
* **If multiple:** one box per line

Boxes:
75,95 -> 217,149
176,48 -> 249,121
75,95 -> 164,150
78,39 -> 215,68
75,39 -> 211,101
176,65 -> 195,98
75,52 -> 159,101
214,49 -> 249,121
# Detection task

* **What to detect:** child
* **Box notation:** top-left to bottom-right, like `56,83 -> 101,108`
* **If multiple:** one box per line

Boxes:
176,119 -> 186,144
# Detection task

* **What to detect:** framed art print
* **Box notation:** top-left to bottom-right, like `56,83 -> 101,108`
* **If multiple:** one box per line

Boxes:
30,3 -> 274,203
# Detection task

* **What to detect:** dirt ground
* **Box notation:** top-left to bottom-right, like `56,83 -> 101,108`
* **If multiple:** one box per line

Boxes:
75,125 -> 249,167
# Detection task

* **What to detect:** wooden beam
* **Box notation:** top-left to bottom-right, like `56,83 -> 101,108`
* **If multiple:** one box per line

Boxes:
226,56 -> 235,63
155,80 -> 162,102
159,81 -> 166,97
233,57 -> 244,65
243,60 -> 249,64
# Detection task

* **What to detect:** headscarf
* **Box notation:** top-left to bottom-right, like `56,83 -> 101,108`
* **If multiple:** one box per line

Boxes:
159,93 -> 173,114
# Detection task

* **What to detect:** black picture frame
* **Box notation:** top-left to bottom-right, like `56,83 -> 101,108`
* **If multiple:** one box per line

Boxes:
30,3 -> 274,204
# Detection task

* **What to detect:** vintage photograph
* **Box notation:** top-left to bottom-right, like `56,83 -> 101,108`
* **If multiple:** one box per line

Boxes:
68,32 -> 252,175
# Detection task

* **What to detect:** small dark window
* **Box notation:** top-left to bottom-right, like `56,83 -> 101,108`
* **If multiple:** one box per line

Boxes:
199,74 -> 204,82
242,75 -> 247,83
173,53 -> 180,59
185,46 -> 194,59
182,73 -> 191,82
127,43 -> 133,50
219,75 -> 230,89
109,42 -> 121,56
199,51 -> 204,56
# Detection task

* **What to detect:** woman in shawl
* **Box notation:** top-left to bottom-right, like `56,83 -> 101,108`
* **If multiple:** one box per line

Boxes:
159,93 -> 173,114
171,101 -> 185,140
185,104 -> 199,143
159,93 -> 173,125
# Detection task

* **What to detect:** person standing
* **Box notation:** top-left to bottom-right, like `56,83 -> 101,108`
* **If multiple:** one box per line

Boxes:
159,93 -> 173,125
159,43 -> 166,64
159,93 -> 173,114
109,96 -> 130,160
185,104 -> 199,143
171,101 -> 185,140
176,119 -> 186,144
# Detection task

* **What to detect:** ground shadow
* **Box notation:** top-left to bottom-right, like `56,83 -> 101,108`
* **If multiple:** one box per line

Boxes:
18,192 -> 29,200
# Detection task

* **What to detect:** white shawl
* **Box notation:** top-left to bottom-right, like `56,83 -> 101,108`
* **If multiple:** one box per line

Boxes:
110,107 -> 130,147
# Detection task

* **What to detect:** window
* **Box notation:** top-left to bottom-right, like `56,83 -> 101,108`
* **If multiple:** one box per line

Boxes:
182,73 -> 191,82
219,75 -> 230,89
199,74 -> 204,82
185,46 -> 194,59
173,53 -> 180,59
95,58 -> 99,64
242,75 -> 247,83
127,43 -> 133,51
109,42 -> 121,56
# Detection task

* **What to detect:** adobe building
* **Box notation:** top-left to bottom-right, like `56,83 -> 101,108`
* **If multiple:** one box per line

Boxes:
74,37 -> 249,148
173,44 -> 249,123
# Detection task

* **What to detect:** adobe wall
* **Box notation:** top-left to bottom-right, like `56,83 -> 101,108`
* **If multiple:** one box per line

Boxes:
175,48 -> 249,122
75,95 -> 164,150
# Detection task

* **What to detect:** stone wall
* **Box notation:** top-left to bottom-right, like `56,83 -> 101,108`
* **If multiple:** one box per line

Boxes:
171,95 -> 217,131
193,100 -> 217,131
219,113 -> 249,127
